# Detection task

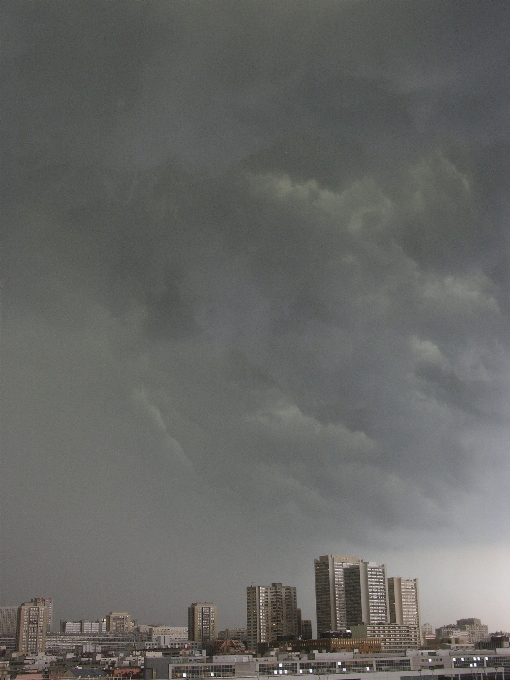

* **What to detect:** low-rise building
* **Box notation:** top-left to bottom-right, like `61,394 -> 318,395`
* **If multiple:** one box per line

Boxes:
149,627 -> 188,640
144,648 -> 510,680
350,624 -> 420,652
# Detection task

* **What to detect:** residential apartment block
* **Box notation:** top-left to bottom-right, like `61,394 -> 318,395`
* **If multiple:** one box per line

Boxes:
17,601 -> 47,653
188,603 -> 217,643
387,577 -> 421,634
106,612 -> 131,633
351,623 -> 421,652
0,607 -> 19,637
31,597 -> 53,633
314,556 -> 388,636
246,583 -> 298,651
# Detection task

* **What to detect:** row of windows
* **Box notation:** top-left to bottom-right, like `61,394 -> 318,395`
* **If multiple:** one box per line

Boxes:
171,665 -> 234,679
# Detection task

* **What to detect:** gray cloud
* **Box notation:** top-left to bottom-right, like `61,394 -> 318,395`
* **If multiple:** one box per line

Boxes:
2,0 -> 509,632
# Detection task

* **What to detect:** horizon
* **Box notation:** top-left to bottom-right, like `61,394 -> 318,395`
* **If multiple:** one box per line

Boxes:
2,0 -> 509,635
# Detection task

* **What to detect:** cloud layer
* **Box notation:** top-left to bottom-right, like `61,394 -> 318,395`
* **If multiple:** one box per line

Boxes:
2,0 -> 510,632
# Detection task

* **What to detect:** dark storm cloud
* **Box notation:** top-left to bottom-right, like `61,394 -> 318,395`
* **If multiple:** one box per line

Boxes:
2,0 -> 510,630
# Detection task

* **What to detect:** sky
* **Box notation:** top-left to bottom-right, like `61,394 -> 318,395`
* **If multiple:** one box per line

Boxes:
1,0 -> 510,634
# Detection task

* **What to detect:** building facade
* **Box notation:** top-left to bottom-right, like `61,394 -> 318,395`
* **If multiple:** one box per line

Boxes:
315,556 -> 389,636
456,618 -> 489,643
300,620 -> 313,640
60,619 -> 107,634
188,603 -> 217,643
0,607 -> 19,636
17,602 -> 47,653
350,623 -> 421,652
144,648 -> 510,680
246,583 -> 298,650
82,619 -> 107,634
106,612 -> 131,633
436,619 -> 489,644
217,628 -> 246,641
387,578 -> 421,632
247,586 -> 269,650
150,626 -> 188,640
32,598 -> 53,633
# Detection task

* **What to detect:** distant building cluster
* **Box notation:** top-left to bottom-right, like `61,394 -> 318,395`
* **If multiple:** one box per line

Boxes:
0,557 -> 507,680
0,598 -> 53,654
435,619 -> 490,644
311,555 -> 422,654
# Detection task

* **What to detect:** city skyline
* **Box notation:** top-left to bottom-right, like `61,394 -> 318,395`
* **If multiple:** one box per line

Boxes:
2,1 -> 510,636
1,550 -> 505,637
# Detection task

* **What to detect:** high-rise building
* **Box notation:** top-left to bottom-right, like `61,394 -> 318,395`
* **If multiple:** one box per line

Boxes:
32,598 -> 52,633
301,620 -> 312,640
0,607 -> 19,636
314,555 -> 388,637
365,562 -> 389,624
106,612 -> 131,633
246,583 -> 297,651
247,586 -> 269,650
387,577 -> 421,632
17,602 -> 47,653
188,603 -> 217,643
296,608 -> 302,637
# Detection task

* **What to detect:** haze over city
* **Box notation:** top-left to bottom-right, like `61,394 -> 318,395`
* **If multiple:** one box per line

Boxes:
1,1 -> 509,634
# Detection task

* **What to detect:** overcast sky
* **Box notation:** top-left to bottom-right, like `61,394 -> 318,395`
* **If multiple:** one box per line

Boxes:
2,0 -> 510,634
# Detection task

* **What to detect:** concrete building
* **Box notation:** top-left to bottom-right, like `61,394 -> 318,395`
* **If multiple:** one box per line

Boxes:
436,625 -> 471,642
0,607 -> 19,636
456,619 -> 489,643
291,637 -> 383,654
17,602 -> 48,653
296,611 -> 312,640
144,648 -> 510,680
82,619 -> 107,634
32,598 -> 53,633
150,626 -> 188,640
60,620 -> 107,634
217,628 -> 246,642
106,612 -> 131,633
436,619 -> 489,645
247,586 -> 269,650
422,622 -> 433,636
351,623 -> 420,652
61,621 -> 82,634
315,556 -> 389,636
246,583 -> 297,651
188,603 -> 217,644
387,578 -> 421,638
300,620 -> 313,640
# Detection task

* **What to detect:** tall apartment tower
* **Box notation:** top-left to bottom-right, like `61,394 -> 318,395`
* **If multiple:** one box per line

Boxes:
314,555 -> 388,636
32,597 -> 53,633
16,602 -> 47,653
0,607 -> 19,636
246,583 -> 297,651
387,578 -> 421,629
247,586 -> 269,650
188,603 -> 217,643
